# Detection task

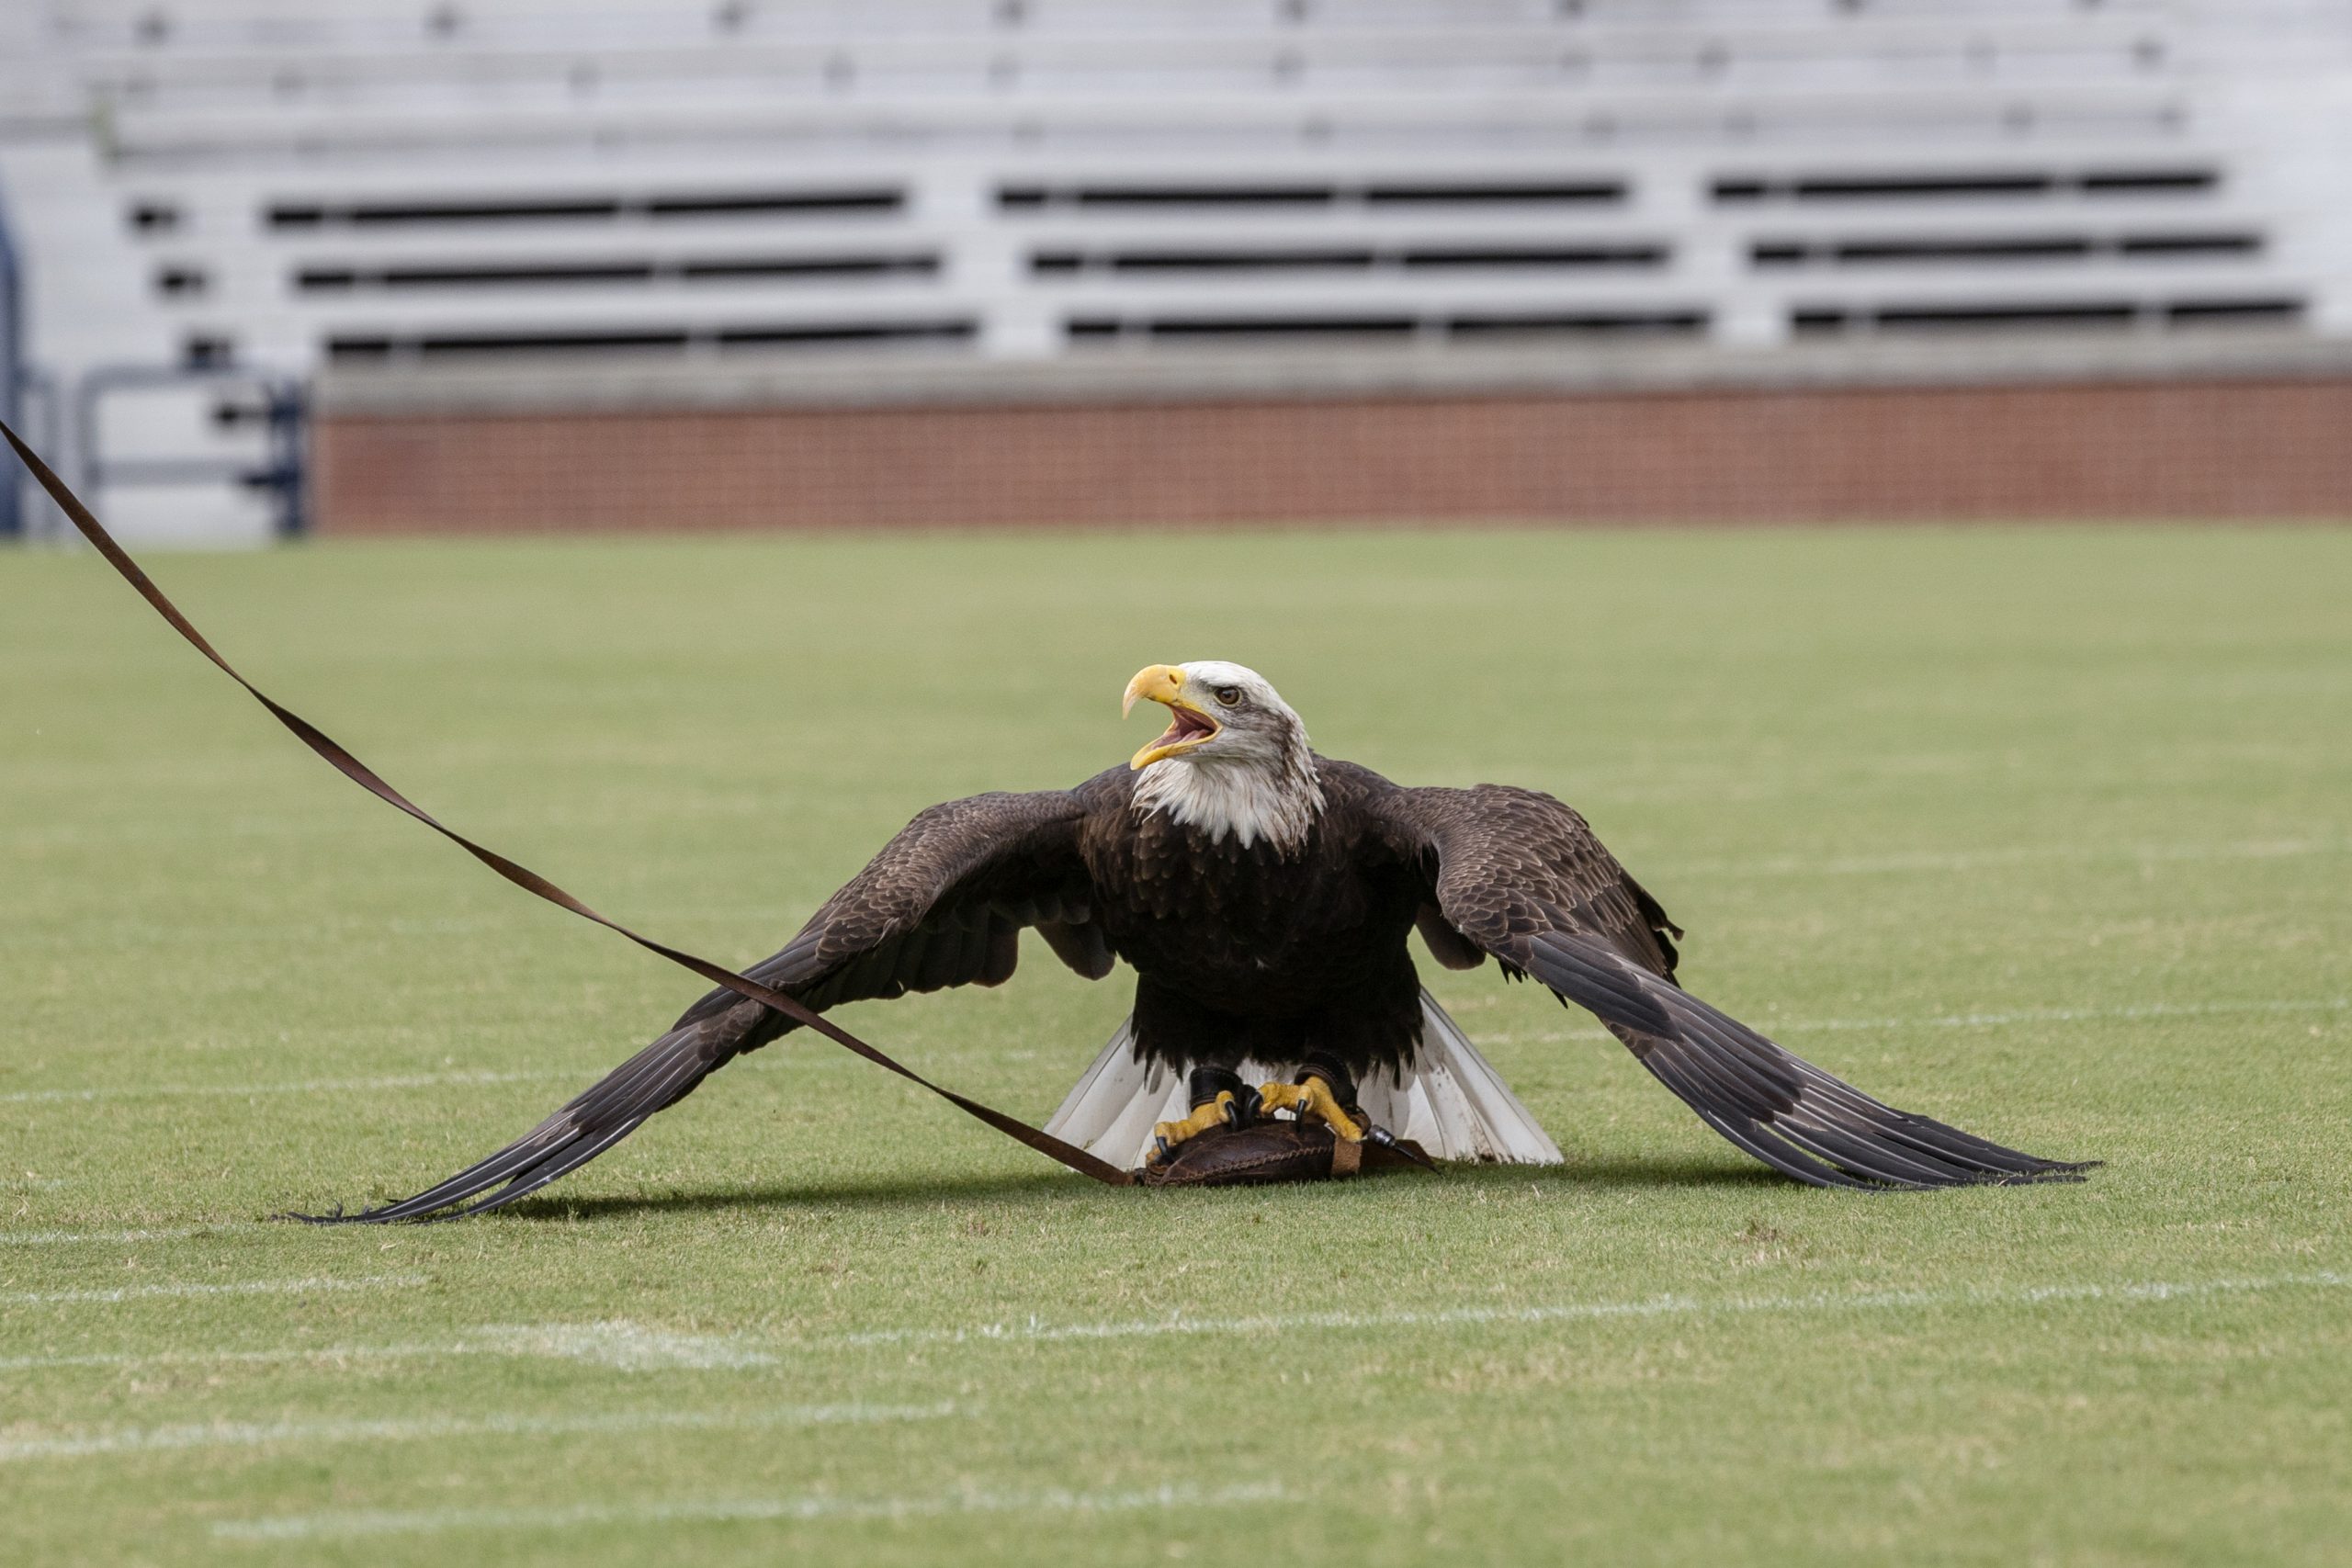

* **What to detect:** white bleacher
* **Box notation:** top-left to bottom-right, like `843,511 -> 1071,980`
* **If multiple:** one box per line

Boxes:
3,0 -> 2350,540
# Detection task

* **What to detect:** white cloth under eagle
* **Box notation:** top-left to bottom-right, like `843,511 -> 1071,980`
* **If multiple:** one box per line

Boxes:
1046,991 -> 1564,1168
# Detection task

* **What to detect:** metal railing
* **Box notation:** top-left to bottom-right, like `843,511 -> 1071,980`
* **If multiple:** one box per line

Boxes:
73,365 -> 310,538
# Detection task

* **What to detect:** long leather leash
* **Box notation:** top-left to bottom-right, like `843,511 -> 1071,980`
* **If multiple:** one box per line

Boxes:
1,420 -> 1134,1188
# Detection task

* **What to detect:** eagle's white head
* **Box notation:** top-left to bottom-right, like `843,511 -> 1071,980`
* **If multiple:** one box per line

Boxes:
1122,660 -> 1324,853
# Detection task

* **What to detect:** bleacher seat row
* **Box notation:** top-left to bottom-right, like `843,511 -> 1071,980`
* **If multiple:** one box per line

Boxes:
2,0 -> 2347,539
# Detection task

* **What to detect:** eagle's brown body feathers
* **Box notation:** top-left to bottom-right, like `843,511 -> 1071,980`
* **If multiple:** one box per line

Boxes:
1092,762 -> 1427,1077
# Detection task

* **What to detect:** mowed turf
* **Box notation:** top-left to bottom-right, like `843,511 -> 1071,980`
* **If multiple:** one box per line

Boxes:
3,525 -> 2348,1567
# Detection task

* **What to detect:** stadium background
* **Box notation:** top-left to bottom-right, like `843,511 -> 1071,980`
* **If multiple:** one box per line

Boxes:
6,0 -> 2352,542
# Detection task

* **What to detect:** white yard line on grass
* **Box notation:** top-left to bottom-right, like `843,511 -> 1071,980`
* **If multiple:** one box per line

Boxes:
0,1067 -> 582,1105
1481,995 -> 2351,1049
9,1271 -> 2341,1381
466,1321 -> 779,1371
213,1480 -> 1287,1542
0,1321 -> 774,1375
840,1269 -> 2352,1348
0,1050 -> 871,1109
2,1273 -> 424,1307
0,1343 -> 453,1374
11,993 -> 2340,1113
0,1225 -> 269,1247
3,1399 -> 960,1464
1668,836 -> 2348,879
1777,996 -> 2351,1034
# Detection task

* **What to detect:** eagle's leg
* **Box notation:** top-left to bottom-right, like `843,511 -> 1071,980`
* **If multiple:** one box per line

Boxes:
1148,1067 -> 1262,1168
1255,1055 -> 1369,1143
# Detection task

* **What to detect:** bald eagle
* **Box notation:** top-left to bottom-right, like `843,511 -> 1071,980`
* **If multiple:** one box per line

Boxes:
329,660 -> 2086,1220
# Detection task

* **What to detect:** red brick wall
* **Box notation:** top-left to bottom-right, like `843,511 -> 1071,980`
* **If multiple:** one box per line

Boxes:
313,375 -> 2352,533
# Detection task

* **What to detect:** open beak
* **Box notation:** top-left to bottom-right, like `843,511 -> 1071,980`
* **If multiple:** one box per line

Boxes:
1124,663 -> 1220,770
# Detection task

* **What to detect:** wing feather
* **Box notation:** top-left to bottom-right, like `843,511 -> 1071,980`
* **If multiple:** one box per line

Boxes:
1362,777 -> 2089,1190
300,787 -> 1112,1223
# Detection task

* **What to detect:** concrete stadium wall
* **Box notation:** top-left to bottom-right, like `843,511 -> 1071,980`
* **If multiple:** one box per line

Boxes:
313,339 -> 2352,532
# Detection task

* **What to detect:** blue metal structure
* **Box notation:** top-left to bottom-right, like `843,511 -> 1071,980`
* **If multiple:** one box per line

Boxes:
0,174 -> 23,538
74,365 -> 309,538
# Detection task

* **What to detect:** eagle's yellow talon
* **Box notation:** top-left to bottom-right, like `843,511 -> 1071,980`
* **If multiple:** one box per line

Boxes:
1257,1077 -> 1366,1142
1148,1090 -> 1238,1166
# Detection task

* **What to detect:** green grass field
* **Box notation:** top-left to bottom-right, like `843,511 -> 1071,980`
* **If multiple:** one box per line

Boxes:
4,525 -> 2349,1566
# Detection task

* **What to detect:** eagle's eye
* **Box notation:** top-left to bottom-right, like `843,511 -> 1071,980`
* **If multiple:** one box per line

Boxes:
1212,685 -> 1242,707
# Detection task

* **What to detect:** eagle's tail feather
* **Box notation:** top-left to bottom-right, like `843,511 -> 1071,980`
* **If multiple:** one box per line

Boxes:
1398,989 -> 1565,1164
1042,990 -> 1563,1168
1041,1016 -> 1173,1171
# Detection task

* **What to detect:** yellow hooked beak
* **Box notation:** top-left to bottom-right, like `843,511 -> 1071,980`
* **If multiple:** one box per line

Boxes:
1123,663 -> 1221,770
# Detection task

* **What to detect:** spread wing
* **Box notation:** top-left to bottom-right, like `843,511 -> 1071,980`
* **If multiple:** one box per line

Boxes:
305,788 -> 1110,1222
1367,780 -> 2090,1190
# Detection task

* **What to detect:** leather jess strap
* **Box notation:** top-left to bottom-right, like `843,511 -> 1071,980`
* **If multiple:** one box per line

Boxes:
2,421 -> 1133,1187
